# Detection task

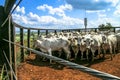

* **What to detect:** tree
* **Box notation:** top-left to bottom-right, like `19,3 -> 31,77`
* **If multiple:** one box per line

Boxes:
105,23 -> 113,29
98,24 -> 105,31
98,23 -> 113,31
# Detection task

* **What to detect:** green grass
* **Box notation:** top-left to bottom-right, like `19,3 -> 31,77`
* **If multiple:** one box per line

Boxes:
15,33 -> 38,42
15,32 -> 47,65
15,33 -> 38,65
0,64 -> 9,80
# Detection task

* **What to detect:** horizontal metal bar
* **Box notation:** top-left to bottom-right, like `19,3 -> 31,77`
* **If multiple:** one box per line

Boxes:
13,22 -> 120,31
13,22 -> 61,30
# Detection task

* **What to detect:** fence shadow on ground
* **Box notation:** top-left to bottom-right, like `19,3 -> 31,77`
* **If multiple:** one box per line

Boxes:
25,50 -> 108,70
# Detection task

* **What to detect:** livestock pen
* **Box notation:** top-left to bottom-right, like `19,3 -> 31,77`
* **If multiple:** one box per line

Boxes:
0,0 -> 120,80
2,22 -> 120,80
1,19 -> 120,80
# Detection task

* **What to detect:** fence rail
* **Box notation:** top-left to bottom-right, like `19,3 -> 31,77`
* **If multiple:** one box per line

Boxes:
13,22 -> 120,32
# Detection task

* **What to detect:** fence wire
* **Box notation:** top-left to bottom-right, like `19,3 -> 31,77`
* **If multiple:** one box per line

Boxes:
3,39 -> 120,80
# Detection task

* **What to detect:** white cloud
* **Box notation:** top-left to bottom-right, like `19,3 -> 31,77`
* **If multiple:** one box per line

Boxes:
36,4 -> 48,11
105,0 -> 119,6
27,12 -> 40,21
12,3 -> 119,29
37,4 -> 72,17
12,11 -> 83,29
60,16 -> 83,26
14,5 -> 25,14
40,16 -> 57,23
27,12 -> 57,25
88,16 -> 120,28
97,11 -> 107,18
65,0 -> 120,10
12,13 -> 37,25
114,10 -> 120,16
59,4 -> 73,10
86,10 -> 106,13
107,8 -> 111,11
12,5 -> 83,29
98,14 -> 106,18
114,4 -> 120,17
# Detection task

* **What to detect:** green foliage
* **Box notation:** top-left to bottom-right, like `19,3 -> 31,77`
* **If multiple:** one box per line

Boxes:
0,64 -> 8,80
15,32 -> 38,64
98,23 -> 113,31
15,31 -> 46,64
15,32 -> 39,42
0,65 -> 5,80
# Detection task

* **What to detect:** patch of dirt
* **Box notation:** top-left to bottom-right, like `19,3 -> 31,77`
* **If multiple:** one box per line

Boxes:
17,53 -> 120,80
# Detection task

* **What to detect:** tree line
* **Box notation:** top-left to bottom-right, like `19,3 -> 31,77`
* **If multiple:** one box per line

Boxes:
98,23 -> 113,31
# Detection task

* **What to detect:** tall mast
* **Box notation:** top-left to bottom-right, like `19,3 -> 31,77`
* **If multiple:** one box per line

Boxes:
84,9 -> 87,34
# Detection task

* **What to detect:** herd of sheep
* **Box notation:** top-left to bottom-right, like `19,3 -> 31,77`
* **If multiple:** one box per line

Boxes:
33,31 -> 120,63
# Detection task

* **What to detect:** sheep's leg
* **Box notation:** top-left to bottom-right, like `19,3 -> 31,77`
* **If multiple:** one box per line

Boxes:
113,45 -> 116,57
81,52 -> 83,60
42,53 -> 47,61
74,48 -> 79,60
92,52 -> 95,62
58,50 -> 62,57
72,47 -> 78,60
98,47 -> 101,58
91,49 -> 95,62
109,46 -> 113,60
75,52 -> 78,60
86,49 -> 89,61
48,49 -> 53,64
103,49 -> 106,59
63,47 -> 71,60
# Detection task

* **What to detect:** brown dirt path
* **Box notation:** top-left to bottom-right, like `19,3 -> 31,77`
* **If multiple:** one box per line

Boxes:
17,53 -> 120,80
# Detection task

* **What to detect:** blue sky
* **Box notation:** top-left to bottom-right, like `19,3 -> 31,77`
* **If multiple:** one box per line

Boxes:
0,0 -> 120,29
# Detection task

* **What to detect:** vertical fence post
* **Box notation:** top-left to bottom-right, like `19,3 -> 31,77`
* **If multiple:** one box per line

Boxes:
12,24 -> 17,80
38,29 -> 40,36
68,29 -> 70,32
113,28 -> 116,33
9,18 -> 17,80
95,28 -> 97,32
69,30 -> 71,32
0,6 -> 10,70
8,16 -> 13,80
54,30 -> 57,35
20,28 -> 24,62
0,5 -> 18,80
27,29 -> 30,55
46,30 -> 48,35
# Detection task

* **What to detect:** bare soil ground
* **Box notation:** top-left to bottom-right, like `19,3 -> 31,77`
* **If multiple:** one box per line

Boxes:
17,53 -> 120,80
